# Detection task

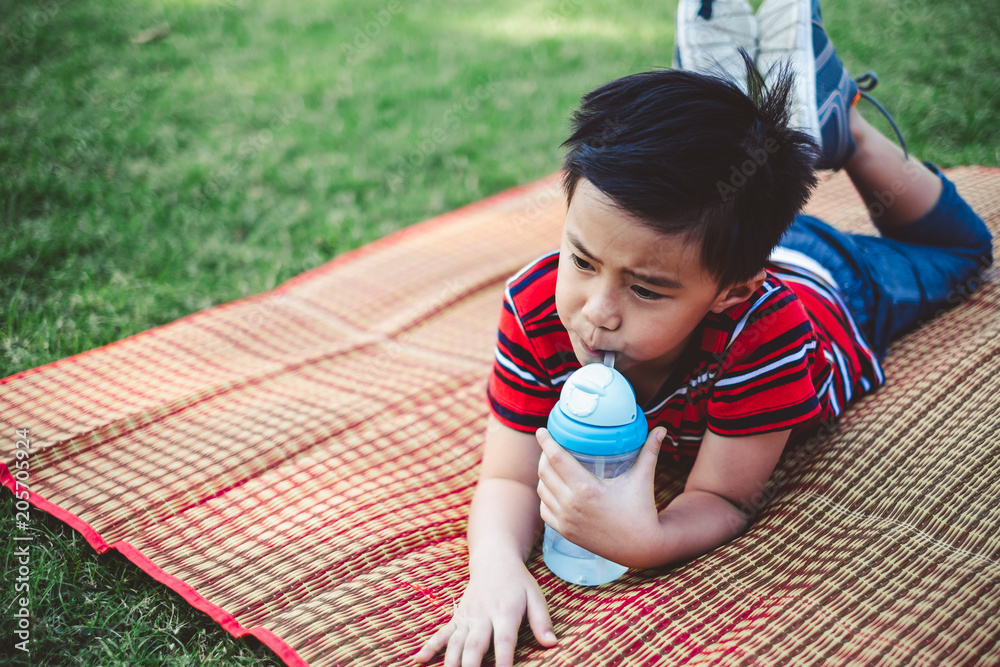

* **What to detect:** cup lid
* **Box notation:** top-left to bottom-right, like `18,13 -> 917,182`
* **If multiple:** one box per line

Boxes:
558,363 -> 637,426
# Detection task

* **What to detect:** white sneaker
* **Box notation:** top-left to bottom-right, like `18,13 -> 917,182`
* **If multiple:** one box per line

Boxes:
673,0 -> 759,93
755,0 -> 818,144
757,0 -> 907,171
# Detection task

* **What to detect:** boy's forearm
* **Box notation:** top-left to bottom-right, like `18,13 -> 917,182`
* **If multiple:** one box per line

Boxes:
466,476 -> 544,575
637,490 -> 749,569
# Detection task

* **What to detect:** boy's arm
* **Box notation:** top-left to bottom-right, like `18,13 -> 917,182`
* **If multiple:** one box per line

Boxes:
466,416 -> 547,564
536,426 -> 791,569
414,415 -> 558,667
648,427 -> 791,566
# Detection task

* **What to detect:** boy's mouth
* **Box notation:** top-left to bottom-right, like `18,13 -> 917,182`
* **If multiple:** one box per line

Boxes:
573,331 -> 618,363
582,342 -> 614,359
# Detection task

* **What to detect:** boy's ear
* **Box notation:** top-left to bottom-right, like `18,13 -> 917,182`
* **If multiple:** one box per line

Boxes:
709,270 -> 767,313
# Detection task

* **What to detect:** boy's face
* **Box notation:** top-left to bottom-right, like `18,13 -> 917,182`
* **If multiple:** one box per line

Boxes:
555,179 -> 759,392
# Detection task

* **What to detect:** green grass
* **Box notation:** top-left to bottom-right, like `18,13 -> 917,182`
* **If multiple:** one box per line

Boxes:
1,0 -> 998,663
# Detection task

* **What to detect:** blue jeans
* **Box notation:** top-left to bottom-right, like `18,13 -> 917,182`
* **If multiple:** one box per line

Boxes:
780,164 -> 995,361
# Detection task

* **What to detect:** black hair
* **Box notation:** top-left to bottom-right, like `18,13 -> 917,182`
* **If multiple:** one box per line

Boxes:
561,51 -> 819,289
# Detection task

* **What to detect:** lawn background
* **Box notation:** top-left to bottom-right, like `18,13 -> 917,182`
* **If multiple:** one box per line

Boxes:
2,0 -> 998,664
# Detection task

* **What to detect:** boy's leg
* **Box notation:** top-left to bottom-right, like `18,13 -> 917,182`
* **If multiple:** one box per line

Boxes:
771,1 -> 994,359
780,112 -> 994,360
843,107 -> 942,232
780,197 -> 993,362
840,105 -> 991,258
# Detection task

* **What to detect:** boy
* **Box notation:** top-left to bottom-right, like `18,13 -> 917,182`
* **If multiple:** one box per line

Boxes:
416,1 -> 993,665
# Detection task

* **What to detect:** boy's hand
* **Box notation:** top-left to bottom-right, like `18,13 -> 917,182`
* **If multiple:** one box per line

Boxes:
536,426 -> 667,568
413,557 -> 558,667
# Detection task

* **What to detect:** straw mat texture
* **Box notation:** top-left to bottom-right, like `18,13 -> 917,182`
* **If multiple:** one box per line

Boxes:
3,167 -> 999,666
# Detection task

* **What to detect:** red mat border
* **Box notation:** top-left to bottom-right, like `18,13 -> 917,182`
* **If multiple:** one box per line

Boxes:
0,172 -> 563,388
1,464 -> 310,666
0,174 -> 563,667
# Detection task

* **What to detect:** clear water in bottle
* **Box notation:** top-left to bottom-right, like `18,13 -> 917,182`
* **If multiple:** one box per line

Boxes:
543,525 -> 629,586
541,448 -> 640,586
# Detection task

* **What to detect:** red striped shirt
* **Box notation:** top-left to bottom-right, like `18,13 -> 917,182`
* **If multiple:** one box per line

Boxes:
487,250 -> 883,459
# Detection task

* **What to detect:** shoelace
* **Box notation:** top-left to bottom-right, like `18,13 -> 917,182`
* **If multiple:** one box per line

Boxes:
854,72 -> 909,159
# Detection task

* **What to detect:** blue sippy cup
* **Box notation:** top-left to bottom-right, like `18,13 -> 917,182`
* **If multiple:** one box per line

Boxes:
542,355 -> 648,586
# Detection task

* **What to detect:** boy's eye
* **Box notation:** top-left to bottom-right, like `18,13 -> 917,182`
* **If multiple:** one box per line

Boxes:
631,285 -> 663,301
570,253 -> 664,300
570,254 -> 593,271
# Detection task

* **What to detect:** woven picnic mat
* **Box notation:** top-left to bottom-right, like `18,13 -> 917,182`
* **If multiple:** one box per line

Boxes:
2,167 -> 999,666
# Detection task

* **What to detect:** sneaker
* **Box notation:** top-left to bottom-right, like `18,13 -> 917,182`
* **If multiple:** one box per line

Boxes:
674,0 -> 759,93
756,0 -> 907,170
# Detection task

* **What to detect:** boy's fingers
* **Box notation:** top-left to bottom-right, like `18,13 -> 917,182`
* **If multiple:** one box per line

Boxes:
537,428 -> 587,484
414,622 -> 454,662
537,451 -> 571,502
443,624 -> 470,667
534,427 -> 550,451
525,587 -> 558,649
489,618 -> 520,667
535,428 -> 564,465
413,643 -> 434,663
635,428 -> 667,476
536,451 -> 567,497
460,621 -> 493,667
535,474 -> 561,515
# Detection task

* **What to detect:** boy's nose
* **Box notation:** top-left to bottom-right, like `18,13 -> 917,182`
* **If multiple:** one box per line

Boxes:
582,287 -> 621,331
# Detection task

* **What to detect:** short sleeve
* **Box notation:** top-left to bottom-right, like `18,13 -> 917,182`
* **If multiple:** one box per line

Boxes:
707,297 -> 822,436
486,289 -> 559,433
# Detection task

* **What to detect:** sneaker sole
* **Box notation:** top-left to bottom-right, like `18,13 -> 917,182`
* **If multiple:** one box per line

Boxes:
756,0 -> 818,141
674,0 -> 759,90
